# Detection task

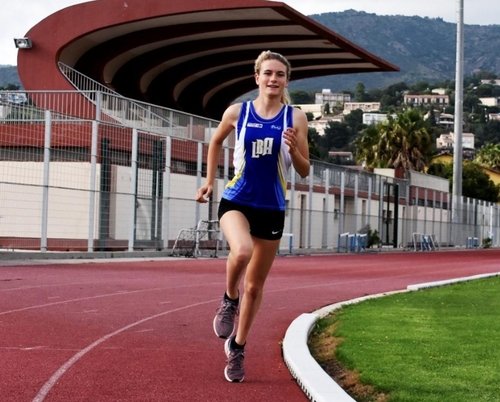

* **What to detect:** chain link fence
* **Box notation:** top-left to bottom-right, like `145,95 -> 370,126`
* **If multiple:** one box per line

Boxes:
1,90 -> 498,254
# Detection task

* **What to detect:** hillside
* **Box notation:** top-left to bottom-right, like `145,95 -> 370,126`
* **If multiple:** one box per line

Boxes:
289,10 -> 500,92
0,65 -> 22,88
2,10 -> 500,93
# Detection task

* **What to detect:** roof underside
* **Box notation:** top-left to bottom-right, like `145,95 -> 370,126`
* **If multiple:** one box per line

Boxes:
19,0 -> 399,120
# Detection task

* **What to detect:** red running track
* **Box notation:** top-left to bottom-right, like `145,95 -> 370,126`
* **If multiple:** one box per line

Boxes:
1,250 -> 499,402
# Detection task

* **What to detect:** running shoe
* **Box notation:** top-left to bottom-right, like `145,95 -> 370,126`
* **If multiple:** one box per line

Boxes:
224,336 -> 245,382
213,296 -> 239,339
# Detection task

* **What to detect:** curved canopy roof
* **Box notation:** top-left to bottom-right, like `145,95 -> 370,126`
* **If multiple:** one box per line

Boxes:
17,0 -> 398,120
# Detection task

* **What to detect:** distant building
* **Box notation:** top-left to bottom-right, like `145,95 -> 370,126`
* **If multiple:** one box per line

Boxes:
294,104 -> 323,118
436,132 -> 475,150
480,79 -> 500,86
363,113 -> 396,125
436,113 -> 454,129
479,97 -> 500,107
328,151 -> 353,161
404,94 -> 449,106
0,92 -> 27,105
308,115 -> 344,135
315,89 -> 351,106
431,88 -> 447,95
0,106 -> 8,119
343,102 -> 380,114
425,111 -> 454,130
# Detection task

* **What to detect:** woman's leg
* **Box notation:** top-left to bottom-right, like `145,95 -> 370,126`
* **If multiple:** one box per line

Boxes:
235,236 -> 280,346
219,211 -> 253,299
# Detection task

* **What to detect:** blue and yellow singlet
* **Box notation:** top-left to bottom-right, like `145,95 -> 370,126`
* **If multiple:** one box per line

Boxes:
222,101 -> 293,211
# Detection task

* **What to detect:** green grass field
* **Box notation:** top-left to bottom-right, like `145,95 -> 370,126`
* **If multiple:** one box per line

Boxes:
309,277 -> 500,402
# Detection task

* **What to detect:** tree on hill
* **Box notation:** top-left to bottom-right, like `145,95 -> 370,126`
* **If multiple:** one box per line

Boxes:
0,84 -> 20,90
290,90 -> 314,104
354,109 -> 434,172
305,111 -> 314,121
343,109 -> 365,134
307,127 -> 321,159
474,143 -> 500,172
427,161 -> 500,203
322,121 -> 353,151
355,82 -> 367,102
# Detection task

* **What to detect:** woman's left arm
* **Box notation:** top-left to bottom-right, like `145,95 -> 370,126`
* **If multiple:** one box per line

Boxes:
283,107 -> 310,178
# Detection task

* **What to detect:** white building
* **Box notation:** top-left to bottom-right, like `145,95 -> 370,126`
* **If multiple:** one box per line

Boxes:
315,89 -> 351,106
308,115 -> 344,135
294,104 -> 323,118
479,97 -> 500,107
343,102 -> 380,114
431,88 -> 447,95
436,113 -> 454,129
436,132 -> 475,150
425,111 -> 454,130
404,94 -> 449,106
363,113 -> 397,125
480,79 -> 500,86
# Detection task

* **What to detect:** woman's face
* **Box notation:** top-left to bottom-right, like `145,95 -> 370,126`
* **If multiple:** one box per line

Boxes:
255,59 -> 289,98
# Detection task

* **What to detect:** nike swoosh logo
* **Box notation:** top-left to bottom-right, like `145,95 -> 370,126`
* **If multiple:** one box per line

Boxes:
272,230 -> 282,235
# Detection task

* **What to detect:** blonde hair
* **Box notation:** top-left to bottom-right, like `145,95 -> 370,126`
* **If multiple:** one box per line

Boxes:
254,50 -> 291,105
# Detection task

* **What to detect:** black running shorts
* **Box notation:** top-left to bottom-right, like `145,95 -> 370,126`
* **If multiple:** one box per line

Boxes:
217,198 -> 285,240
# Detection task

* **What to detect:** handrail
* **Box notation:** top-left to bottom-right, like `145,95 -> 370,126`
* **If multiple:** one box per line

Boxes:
58,62 -> 186,133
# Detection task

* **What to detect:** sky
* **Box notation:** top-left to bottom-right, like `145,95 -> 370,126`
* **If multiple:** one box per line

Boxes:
1,0 -> 499,66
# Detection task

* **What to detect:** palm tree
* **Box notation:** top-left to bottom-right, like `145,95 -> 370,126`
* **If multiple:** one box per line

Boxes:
354,109 -> 434,172
353,124 -> 388,168
389,109 -> 433,171
474,143 -> 500,171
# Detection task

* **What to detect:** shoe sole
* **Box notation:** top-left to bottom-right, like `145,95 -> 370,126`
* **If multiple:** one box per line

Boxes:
224,338 -> 244,383
213,315 -> 234,339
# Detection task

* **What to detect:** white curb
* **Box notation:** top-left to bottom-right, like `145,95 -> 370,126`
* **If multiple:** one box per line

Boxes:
283,272 -> 500,401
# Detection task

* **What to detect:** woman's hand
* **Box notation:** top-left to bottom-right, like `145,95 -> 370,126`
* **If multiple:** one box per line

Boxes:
283,127 -> 299,156
196,184 -> 212,203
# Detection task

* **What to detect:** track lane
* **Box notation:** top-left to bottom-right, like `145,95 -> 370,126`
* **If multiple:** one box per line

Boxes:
0,250 -> 498,402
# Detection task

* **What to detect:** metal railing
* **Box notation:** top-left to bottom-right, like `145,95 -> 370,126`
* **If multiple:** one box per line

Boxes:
59,62 -> 220,138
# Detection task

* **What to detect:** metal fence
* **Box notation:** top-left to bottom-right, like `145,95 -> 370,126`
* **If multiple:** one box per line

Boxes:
1,89 -> 499,254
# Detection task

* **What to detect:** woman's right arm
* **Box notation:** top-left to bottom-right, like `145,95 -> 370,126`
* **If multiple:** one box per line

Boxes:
196,103 -> 241,203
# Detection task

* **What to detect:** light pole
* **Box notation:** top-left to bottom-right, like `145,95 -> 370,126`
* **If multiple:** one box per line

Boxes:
452,0 -> 464,231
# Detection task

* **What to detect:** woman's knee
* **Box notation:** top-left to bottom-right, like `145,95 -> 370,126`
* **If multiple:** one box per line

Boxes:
230,243 -> 253,268
243,280 -> 264,301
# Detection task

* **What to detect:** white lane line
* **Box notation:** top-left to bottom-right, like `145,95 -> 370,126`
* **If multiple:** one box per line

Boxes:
0,281 -> 120,292
0,274 -> 219,293
32,298 -> 218,402
0,283 -> 212,316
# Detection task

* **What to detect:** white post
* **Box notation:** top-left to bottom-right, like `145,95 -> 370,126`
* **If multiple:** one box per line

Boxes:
323,169 -> 330,248
88,120 -> 98,251
195,141 -> 203,227
289,166 -> 296,239
41,110 -> 52,252
340,171 -> 345,234
163,136 -> 172,250
354,175 -> 359,233
452,0 -> 464,232
308,165 -> 313,248
128,128 -> 138,251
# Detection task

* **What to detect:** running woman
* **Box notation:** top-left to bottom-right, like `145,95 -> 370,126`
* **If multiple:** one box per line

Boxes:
196,50 -> 310,382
